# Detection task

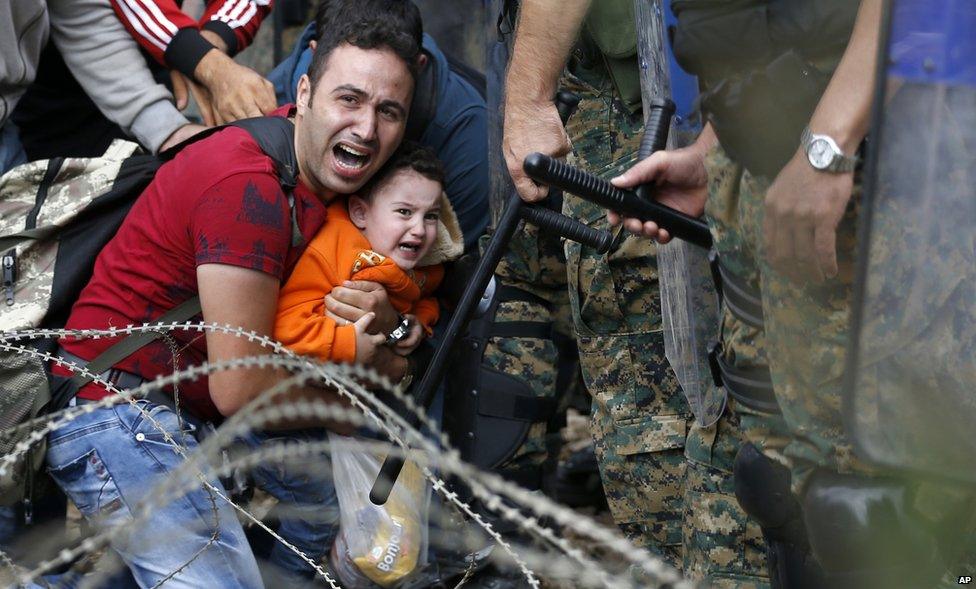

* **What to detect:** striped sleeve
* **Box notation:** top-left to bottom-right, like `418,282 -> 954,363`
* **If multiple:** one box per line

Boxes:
201,0 -> 273,56
109,0 -> 198,65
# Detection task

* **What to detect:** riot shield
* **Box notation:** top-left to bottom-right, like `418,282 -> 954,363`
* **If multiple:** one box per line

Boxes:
844,0 -> 976,484
635,0 -> 724,426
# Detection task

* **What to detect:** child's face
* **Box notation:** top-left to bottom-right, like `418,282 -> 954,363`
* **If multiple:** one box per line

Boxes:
349,169 -> 442,270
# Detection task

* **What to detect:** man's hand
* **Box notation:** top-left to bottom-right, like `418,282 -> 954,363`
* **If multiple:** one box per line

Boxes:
352,312 -> 387,363
159,123 -> 208,152
193,49 -> 276,124
607,140 -> 712,242
763,151 -> 854,283
503,100 -> 572,202
393,315 -> 423,356
324,280 -> 399,334
170,70 -> 216,126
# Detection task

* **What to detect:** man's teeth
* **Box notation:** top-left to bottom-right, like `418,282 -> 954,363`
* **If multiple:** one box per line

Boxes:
335,144 -> 369,170
338,144 -> 367,157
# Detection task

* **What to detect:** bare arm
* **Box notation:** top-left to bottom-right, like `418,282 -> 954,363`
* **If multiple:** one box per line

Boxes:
502,0 -> 592,202
197,263 -> 297,416
763,0 -> 882,283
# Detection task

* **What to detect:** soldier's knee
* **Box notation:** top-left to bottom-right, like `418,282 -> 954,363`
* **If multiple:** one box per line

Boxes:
733,444 -> 826,589
733,443 -> 803,542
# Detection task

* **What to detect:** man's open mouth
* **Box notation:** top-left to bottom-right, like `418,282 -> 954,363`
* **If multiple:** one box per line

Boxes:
333,143 -> 371,171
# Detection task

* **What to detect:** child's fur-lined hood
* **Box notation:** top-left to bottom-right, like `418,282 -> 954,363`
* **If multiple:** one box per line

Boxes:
418,190 -> 464,267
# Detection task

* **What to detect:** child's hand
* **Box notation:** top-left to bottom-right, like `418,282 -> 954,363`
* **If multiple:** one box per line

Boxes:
393,315 -> 424,356
353,312 -> 387,365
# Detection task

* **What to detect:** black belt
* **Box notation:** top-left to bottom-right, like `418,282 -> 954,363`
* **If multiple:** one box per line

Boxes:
58,348 -> 146,392
59,348 -> 213,432
708,342 -> 781,414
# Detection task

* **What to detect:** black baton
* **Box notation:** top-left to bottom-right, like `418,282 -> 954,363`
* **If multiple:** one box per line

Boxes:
521,96 -> 712,249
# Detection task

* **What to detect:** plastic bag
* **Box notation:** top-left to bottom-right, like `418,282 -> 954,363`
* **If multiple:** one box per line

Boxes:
328,434 -> 431,588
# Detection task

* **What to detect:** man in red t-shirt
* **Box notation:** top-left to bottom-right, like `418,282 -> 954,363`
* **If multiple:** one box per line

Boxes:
46,19 -> 418,587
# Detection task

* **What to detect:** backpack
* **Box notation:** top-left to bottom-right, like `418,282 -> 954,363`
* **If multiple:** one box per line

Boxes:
0,116 -> 299,510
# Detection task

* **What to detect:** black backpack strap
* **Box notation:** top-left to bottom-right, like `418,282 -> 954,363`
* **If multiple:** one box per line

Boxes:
228,117 -> 298,187
229,117 -> 303,247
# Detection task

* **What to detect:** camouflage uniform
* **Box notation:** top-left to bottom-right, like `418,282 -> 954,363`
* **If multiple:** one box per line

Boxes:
479,222 -> 570,477
559,67 -> 689,567
701,143 -> 866,491
704,115 -> 976,589
561,54 -> 770,581
683,409 -> 771,588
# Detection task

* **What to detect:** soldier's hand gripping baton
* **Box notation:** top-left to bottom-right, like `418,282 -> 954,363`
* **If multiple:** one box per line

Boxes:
522,99 -> 713,249
369,91 -> 605,506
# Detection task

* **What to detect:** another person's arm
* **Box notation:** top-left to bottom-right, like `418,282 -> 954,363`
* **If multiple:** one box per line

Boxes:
109,0 -> 275,124
762,0 -> 882,283
108,0 -> 270,69
502,0 -> 593,202
48,0 -> 204,153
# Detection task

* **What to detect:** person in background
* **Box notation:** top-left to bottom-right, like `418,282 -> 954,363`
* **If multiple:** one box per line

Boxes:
1,0 -> 203,173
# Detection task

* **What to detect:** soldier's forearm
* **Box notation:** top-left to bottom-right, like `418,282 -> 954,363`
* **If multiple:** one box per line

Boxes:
807,0 -> 882,154
506,0 -> 592,107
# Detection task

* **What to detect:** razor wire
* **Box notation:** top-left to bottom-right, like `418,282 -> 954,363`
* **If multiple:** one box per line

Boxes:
0,326 -> 684,588
0,333 -> 538,588
0,322 -> 690,588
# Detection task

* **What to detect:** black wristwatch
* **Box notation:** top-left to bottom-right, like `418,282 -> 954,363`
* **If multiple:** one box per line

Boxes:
385,314 -> 411,346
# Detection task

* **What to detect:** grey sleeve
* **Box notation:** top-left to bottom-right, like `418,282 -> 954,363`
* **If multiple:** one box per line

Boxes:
46,0 -> 189,153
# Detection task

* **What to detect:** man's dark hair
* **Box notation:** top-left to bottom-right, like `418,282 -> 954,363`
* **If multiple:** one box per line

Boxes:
360,140 -> 445,200
306,1 -> 422,91
315,0 -> 423,48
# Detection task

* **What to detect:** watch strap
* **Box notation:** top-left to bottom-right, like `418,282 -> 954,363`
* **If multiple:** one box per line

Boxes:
385,314 -> 411,346
801,127 -> 858,173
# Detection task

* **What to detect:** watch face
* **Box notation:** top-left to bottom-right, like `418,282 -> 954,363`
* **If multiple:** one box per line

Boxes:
808,138 -> 834,170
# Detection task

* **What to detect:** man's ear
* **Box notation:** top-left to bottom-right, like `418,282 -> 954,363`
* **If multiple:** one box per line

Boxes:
309,39 -> 317,51
416,53 -> 428,71
296,74 -> 312,115
347,196 -> 369,230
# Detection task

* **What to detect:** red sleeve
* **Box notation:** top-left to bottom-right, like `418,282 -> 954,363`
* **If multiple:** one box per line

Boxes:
110,0 -> 202,68
200,0 -> 273,55
191,172 -> 293,278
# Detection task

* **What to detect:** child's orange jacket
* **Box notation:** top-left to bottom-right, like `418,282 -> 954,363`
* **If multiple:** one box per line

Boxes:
274,199 -> 451,364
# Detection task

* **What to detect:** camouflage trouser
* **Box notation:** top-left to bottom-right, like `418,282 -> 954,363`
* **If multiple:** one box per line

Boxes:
560,73 -> 688,567
683,403 -> 770,588
669,145 -> 783,588
702,144 -> 866,490
481,221 -> 570,476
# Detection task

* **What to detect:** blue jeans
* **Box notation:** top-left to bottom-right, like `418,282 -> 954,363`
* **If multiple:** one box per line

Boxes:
238,429 -> 339,580
45,400 -> 263,588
